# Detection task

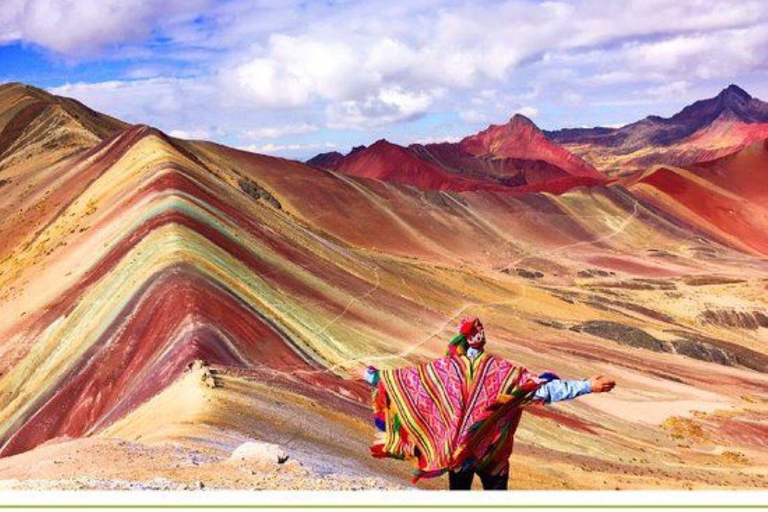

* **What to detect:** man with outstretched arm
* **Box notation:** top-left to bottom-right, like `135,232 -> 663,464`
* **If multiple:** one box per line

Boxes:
364,317 -> 616,490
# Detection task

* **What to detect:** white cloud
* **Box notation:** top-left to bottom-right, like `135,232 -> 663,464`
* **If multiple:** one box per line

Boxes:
457,89 -> 542,126
560,92 -> 584,106
0,0 -> 24,44
19,0 -> 768,149
2,0 -> 209,55
624,27 -> 768,80
326,86 -> 434,130
585,71 -> 638,86
459,109 -> 490,124
230,57 -> 310,108
239,142 -> 338,154
412,134 -> 462,144
169,128 -> 211,139
228,34 -> 379,108
49,78 -> 211,120
518,106 -> 539,118
124,66 -> 165,79
243,123 -> 319,140
643,81 -> 690,99
47,78 -> 332,154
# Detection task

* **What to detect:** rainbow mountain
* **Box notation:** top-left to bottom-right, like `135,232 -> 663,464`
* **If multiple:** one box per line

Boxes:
0,82 -> 766,490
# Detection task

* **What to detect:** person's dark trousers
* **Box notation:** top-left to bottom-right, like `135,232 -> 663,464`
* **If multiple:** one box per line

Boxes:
448,469 -> 474,490
449,469 -> 509,490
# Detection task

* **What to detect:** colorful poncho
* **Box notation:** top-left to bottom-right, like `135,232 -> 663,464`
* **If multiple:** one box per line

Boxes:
370,352 -> 549,482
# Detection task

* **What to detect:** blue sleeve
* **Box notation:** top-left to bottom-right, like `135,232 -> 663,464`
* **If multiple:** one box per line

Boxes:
533,379 -> 591,404
364,366 -> 380,386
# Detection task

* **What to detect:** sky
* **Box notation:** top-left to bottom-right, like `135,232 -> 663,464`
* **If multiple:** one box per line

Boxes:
1,0 -> 767,160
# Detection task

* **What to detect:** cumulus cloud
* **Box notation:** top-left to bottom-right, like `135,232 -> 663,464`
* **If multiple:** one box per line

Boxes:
49,78 -> 211,121
457,88 -> 541,126
326,87 -> 435,129
459,109 -> 491,124
12,0 -> 767,155
584,71 -> 638,86
169,128 -> 211,139
413,134 -> 462,144
0,0 -> 24,44
229,34 -> 379,108
623,26 -> 768,80
48,78 -> 326,149
239,142 -> 338,154
1,0 -> 209,55
244,123 -> 319,140
643,81 -> 690,99
518,106 -> 539,118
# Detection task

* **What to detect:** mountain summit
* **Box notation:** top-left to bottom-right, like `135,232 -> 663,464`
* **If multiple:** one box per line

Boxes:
457,114 -> 603,179
667,84 -> 767,132
547,84 -> 768,172
718,84 -> 753,105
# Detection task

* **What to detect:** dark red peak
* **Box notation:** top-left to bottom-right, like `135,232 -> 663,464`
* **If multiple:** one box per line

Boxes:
672,84 -> 766,126
313,150 -> 343,159
550,84 -> 767,153
456,113 -> 603,180
464,114 -> 545,152
719,84 -> 752,104
306,151 -> 344,170
332,136 -> 482,191
370,138 -> 396,148
508,113 -> 538,129
364,139 -> 411,157
348,144 -> 367,155
339,140 -> 410,170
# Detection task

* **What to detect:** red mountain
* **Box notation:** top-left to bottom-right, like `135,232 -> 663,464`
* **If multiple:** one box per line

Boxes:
326,139 -> 488,191
310,114 -> 607,194
456,114 -> 604,179
626,139 -> 768,255
2,82 -> 768,491
306,150 -> 344,169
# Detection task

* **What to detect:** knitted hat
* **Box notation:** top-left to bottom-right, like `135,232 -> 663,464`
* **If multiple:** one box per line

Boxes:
447,317 -> 483,356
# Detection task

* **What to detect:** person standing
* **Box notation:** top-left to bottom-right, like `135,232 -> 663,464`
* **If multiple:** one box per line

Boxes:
365,317 -> 615,490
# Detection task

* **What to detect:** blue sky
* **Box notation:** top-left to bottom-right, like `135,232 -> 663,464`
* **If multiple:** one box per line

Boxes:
2,0 -> 767,159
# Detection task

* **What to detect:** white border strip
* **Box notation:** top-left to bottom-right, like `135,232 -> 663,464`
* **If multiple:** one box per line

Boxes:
0,490 -> 766,507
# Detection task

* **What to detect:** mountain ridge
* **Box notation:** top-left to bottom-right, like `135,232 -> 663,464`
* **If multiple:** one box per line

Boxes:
310,84 -> 767,183
545,85 -> 768,172
0,82 -> 766,490
310,113 -> 608,193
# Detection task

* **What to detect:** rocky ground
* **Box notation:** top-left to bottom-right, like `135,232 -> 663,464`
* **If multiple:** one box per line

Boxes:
0,437 -> 405,491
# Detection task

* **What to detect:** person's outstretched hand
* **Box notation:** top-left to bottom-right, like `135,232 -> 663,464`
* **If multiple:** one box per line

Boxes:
589,375 -> 616,393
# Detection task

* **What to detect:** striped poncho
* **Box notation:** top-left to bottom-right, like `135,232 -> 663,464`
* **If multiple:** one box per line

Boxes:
370,352 -> 549,482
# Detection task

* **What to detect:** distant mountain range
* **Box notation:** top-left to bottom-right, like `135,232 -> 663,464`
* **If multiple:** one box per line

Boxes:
548,84 -> 768,174
310,85 -> 768,186
309,113 -> 609,194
